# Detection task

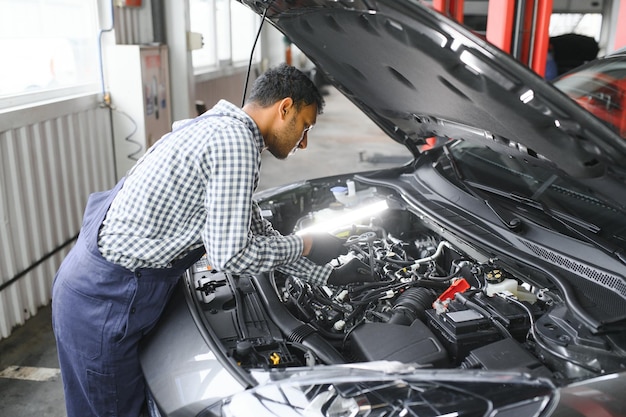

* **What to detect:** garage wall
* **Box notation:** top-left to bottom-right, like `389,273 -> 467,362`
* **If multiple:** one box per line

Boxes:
0,0 -> 154,341
0,95 -> 115,339
0,67 -> 255,340
195,69 -> 252,111
0,69 -> 257,340
0,2 -> 287,341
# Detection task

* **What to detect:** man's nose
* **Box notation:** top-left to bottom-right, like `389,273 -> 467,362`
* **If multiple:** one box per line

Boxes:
299,134 -> 308,149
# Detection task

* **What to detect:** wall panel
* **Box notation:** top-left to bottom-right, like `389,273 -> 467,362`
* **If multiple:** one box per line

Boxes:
195,70 -> 250,111
0,96 -> 115,339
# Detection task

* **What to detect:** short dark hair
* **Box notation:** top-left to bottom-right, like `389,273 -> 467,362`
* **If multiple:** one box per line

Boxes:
247,64 -> 325,114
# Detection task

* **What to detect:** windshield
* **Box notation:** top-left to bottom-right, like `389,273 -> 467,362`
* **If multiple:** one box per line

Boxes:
554,55 -> 626,139
439,141 -> 626,247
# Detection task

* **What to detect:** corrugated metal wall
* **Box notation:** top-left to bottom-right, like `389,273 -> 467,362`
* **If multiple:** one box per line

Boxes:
0,0 -> 156,340
0,94 -> 115,339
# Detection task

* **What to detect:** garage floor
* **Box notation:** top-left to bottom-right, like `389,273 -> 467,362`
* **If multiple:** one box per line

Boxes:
0,87 -> 409,416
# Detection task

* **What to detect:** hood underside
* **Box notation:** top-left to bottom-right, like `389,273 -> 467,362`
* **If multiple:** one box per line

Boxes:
240,0 -> 626,178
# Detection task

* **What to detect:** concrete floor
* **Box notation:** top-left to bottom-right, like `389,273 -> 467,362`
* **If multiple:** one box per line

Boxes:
0,87 -> 410,416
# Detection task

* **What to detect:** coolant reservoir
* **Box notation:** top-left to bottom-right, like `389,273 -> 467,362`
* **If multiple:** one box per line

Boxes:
330,183 -> 377,207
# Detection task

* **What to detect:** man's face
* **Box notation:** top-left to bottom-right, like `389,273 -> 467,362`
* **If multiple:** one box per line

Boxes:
268,103 -> 317,160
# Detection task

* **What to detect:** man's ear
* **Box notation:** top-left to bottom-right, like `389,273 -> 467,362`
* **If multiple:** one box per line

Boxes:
278,97 -> 294,119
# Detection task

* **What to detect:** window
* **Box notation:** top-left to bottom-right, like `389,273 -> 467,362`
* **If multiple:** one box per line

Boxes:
190,0 -> 261,71
0,0 -> 100,104
549,13 -> 602,40
548,14 -> 602,77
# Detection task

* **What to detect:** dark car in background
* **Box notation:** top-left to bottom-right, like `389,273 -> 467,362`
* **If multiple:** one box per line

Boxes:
139,1 -> 626,416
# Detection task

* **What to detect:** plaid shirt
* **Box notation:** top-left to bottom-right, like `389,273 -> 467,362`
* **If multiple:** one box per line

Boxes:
98,100 -> 332,285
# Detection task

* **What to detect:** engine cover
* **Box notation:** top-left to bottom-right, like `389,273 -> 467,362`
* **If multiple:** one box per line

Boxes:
349,320 -> 449,366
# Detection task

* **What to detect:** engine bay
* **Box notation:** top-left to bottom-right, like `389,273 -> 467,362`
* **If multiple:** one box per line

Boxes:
189,178 -> 626,384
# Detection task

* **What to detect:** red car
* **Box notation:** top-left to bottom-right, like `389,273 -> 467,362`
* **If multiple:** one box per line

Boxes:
555,50 -> 626,138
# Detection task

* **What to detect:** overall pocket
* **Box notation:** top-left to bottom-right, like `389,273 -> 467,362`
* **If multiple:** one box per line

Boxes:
53,281 -> 113,360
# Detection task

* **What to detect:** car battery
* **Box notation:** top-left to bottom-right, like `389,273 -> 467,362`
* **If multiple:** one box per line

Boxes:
426,292 -> 533,365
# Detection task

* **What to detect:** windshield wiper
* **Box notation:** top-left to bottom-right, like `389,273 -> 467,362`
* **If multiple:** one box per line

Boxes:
466,181 -> 626,265
442,144 -> 523,231
441,144 -> 626,264
512,192 -> 626,264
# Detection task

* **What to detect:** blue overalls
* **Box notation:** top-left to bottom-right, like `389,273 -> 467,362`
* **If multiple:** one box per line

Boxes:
52,178 -> 204,417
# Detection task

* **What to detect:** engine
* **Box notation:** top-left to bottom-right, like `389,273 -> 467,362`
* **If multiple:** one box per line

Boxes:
271,222 -> 545,369
191,189 -> 626,384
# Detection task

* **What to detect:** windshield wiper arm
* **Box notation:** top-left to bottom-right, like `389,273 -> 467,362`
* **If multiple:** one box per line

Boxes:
441,145 -> 626,263
507,192 -> 599,232
442,144 -> 523,231
508,191 -> 626,264
465,182 -> 626,265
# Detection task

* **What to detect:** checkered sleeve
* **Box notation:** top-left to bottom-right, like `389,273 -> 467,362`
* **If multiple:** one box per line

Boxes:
249,200 -> 281,237
201,123 -> 303,274
277,260 -> 333,286
249,199 -> 332,285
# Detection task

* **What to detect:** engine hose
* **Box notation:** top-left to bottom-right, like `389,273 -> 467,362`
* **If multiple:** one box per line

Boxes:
253,273 -> 344,365
389,287 -> 437,325
287,279 -> 315,322
410,241 -> 452,271
384,258 -> 415,266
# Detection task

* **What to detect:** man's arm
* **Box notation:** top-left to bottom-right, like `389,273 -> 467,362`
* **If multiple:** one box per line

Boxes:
249,200 -> 314,256
201,125 -> 303,274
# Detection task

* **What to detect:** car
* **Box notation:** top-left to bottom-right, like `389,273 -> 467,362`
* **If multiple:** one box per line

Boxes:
553,49 -> 626,138
139,1 -> 626,416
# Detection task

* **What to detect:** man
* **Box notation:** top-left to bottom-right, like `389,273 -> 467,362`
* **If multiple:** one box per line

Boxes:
51,64 -> 369,417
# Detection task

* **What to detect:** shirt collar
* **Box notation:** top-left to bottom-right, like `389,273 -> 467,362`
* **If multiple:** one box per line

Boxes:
210,100 -> 266,153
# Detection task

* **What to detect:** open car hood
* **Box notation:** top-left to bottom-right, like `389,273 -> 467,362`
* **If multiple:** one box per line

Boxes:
239,0 -> 626,178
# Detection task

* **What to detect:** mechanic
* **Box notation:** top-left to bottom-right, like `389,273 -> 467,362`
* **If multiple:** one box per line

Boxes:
51,64 -> 373,417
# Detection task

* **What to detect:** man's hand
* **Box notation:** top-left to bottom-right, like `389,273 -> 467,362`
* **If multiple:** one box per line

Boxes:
327,258 -> 377,286
303,233 -> 348,265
